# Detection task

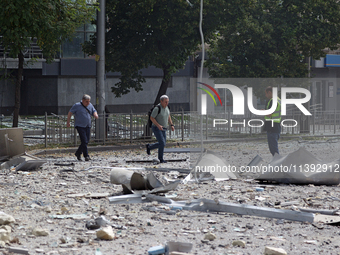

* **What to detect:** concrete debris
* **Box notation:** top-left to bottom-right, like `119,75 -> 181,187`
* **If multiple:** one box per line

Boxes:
166,241 -> 193,254
49,214 -> 90,220
0,152 -> 45,171
0,128 -> 46,171
32,227 -> 49,236
0,128 -> 25,157
96,226 -> 115,240
86,216 -> 111,230
4,137 -> 340,254
279,201 -> 300,207
184,153 -> 238,184
313,214 -> 340,225
15,154 -> 47,171
264,246 -> 287,255
256,147 -> 340,185
232,240 -> 246,247
8,247 -> 29,254
67,193 -> 110,198
304,240 -> 318,245
204,232 -> 216,241
0,212 -> 15,225
0,228 -> 11,243
169,252 -> 194,255
0,225 -> 11,233
142,206 -> 176,215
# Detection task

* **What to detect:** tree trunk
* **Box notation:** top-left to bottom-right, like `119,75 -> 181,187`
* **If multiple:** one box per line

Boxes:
153,65 -> 171,105
144,65 -> 171,137
13,52 -> 24,127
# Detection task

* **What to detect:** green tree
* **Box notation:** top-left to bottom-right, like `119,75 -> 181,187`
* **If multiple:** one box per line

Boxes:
0,0 -> 97,127
206,0 -> 340,97
84,0 -> 237,104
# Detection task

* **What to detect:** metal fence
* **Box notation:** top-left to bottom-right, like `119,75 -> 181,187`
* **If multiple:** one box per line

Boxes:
18,112 -> 192,147
2,110 -> 340,147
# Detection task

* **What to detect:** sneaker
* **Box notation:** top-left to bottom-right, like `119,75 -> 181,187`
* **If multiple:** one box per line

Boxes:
85,156 -> 91,161
159,160 -> 167,163
75,152 -> 81,161
146,144 -> 151,155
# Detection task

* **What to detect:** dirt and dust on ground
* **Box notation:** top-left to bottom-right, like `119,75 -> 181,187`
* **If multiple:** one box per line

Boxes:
1,137 -> 340,255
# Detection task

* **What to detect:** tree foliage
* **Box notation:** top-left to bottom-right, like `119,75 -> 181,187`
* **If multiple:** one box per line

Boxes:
0,0 -> 97,127
206,0 -> 340,96
84,0 -> 235,104
0,0 -> 97,62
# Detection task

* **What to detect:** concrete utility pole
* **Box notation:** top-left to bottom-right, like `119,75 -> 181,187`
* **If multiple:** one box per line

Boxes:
96,0 -> 106,141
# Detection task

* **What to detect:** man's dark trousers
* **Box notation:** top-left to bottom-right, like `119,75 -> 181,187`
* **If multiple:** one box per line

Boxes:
149,125 -> 167,161
75,126 -> 91,157
267,131 -> 280,156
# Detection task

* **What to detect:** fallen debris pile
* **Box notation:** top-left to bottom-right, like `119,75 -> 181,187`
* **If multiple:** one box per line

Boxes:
254,147 -> 340,185
0,128 -> 46,171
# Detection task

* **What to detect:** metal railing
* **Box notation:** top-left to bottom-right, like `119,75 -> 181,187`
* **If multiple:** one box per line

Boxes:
1,110 -> 340,147
0,37 -> 44,59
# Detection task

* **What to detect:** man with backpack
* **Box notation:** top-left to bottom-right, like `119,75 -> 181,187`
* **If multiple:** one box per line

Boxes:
146,95 -> 175,163
67,94 -> 98,161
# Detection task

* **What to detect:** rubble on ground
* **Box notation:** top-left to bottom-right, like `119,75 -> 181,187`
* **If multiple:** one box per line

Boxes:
0,137 -> 339,254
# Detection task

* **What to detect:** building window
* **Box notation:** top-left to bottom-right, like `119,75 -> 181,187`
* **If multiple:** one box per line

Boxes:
61,23 -> 96,58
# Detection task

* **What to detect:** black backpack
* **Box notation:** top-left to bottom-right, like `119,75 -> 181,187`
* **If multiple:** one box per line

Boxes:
147,105 -> 161,128
147,104 -> 170,128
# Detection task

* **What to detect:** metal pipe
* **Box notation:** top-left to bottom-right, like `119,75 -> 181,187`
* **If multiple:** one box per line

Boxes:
334,109 -> 336,134
130,112 -> 133,143
181,110 -> 184,141
103,111 -> 106,145
44,112 -> 47,148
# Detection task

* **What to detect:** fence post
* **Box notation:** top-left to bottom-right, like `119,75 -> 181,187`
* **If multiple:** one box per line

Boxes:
312,110 -> 315,135
228,109 -> 231,138
334,109 -> 336,134
74,128 -> 77,146
45,112 -> 47,148
130,112 -> 133,143
181,110 -> 184,141
59,116 -> 62,143
206,114 -> 208,140
292,113 -> 295,135
103,111 -> 106,145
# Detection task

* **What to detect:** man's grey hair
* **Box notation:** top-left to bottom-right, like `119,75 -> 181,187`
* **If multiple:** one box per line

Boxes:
82,94 -> 91,100
160,95 -> 169,101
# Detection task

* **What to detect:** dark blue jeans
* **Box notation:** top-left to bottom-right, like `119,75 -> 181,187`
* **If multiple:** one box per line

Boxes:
267,132 -> 280,156
149,125 -> 167,161
75,126 -> 91,157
